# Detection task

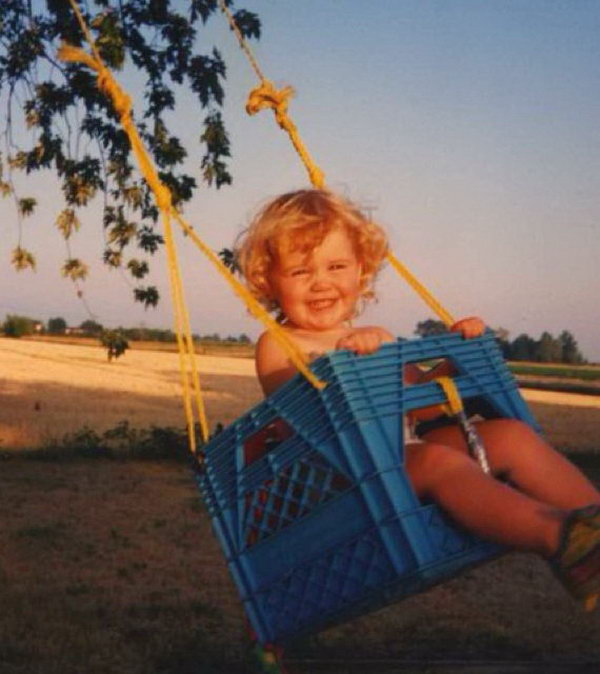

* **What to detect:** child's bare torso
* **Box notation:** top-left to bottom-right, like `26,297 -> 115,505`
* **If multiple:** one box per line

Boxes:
283,325 -> 355,361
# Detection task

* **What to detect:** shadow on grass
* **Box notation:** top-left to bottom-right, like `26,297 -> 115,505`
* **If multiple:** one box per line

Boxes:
1,433 -> 599,673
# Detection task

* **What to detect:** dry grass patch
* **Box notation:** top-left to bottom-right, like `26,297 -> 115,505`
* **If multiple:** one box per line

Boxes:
2,337 -> 599,455
0,337 -> 261,450
0,460 -> 250,673
1,459 -> 599,673
526,398 -> 600,454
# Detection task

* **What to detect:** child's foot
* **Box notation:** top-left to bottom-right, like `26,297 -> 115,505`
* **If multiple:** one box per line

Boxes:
551,504 -> 600,611
251,642 -> 288,673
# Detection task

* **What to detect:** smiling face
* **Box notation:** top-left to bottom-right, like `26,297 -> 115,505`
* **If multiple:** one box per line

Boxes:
268,227 -> 363,333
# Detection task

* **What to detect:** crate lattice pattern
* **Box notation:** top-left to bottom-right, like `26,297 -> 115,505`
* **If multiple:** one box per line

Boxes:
261,528 -> 397,635
243,451 -> 352,547
198,333 -> 537,644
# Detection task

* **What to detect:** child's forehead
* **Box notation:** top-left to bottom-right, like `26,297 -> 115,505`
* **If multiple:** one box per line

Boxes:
274,224 -> 356,255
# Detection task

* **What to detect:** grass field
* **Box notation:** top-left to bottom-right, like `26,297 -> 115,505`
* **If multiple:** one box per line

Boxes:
0,337 -> 260,451
508,362 -> 600,382
26,334 -> 256,358
2,336 -> 599,454
1,337 -> 599,672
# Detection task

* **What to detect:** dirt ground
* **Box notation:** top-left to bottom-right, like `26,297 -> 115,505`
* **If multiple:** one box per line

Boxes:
1,458 -> 599,674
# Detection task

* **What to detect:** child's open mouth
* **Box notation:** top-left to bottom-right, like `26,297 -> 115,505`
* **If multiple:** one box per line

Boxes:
308,299 -> 337,310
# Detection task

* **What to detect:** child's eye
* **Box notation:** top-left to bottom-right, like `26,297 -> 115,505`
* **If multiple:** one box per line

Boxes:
290,268 -> 308,277
330,262 -> 348,271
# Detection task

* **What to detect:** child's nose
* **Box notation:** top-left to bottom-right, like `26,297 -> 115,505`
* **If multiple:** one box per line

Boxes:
310,269 -> 331,290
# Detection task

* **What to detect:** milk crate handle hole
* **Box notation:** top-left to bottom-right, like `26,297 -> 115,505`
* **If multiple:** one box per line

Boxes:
243,418 -> 295,466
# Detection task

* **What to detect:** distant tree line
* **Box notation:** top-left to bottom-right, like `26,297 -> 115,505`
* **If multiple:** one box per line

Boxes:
2,313 -> 586,364
0,314 -> 252,345
414,319 -> 586,364
496,330 -> 585,364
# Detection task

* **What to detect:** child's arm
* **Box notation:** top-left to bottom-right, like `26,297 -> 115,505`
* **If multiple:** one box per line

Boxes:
256,318 -> 485,400
450,316 -> 486,339
255,331 -> 300,397
335,326 -> 395,355
256,326 -> 395,396
407,316 -> 486,422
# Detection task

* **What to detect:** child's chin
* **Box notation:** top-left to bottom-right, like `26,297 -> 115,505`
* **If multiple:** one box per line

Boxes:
307,317 -> 344,332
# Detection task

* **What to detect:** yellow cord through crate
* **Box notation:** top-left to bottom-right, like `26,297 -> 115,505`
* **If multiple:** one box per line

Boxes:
434,376 -> 491,473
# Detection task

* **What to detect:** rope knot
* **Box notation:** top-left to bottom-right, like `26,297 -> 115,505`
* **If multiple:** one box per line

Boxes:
58,43 -> 132,122
246,80 -> 294,128
154,183 -> 173,213
97,67 -> 132,122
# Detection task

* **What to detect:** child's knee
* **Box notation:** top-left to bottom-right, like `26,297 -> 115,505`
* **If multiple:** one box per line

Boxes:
406,442 -> 470,495
480,418 -> 538,447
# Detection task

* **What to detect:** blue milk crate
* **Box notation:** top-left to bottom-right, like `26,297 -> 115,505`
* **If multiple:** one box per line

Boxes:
196,332 -> 540,645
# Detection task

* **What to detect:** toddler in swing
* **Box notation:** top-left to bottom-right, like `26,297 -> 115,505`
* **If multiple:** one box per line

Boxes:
236,188 -> 600,608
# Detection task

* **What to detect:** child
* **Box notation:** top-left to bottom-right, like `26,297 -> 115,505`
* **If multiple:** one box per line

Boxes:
236,188 -> 600,608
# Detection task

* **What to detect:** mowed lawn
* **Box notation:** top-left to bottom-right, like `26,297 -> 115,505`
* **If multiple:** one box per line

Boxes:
1,337 -> 599,673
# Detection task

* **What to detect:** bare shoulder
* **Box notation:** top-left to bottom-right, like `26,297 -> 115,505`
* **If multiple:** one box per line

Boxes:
255,330 -> 298,397
370,325 -> 395,341
255,331 -> 288,375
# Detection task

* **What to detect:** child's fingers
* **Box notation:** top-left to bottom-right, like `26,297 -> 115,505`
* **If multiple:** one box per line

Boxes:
450,316 -> 486,339
337,332 -> 380,354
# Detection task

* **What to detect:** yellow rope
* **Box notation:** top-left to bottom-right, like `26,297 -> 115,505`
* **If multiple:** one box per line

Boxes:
386,253 -> 455,327
62,1 -> 208,448
62,1 -> 324,429
218,0 -> 455,327
245,80 -> 325,189
433,376 -> 464,417
218,0 -> 325,189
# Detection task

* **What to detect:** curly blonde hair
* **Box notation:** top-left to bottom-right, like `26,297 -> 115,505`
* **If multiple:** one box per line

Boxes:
236,189 -> 389,315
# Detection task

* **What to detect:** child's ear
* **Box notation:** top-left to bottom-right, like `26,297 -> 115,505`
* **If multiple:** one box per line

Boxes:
357,264 -> 368,288
260,278 -> 276,303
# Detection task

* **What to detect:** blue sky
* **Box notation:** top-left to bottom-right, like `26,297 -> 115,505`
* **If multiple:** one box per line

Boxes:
1,0 -> 599,360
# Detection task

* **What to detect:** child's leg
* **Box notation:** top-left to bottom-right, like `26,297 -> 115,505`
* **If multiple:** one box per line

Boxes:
406,441 -> 566,556
421,419 -> 600,509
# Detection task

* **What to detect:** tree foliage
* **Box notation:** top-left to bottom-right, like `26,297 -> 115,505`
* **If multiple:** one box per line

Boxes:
80,319 -> 104,335
0,0 -> 260,308
501,329 -> 585,364
414,319 -> 447,338
2,314 -> 38,337
413,319 -> 586,364
47,316 -> 67,334
100,328 -> 129,361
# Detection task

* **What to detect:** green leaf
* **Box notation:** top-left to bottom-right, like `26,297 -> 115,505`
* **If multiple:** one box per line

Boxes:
137,226 -> 163,254
133,285 -> 159,309
55,208 -> 81,239
11,247 -> 36,271
103,248 -> 122,267
18,197 -> 37,216
127,258 -> 149,279
61,258 -> 89,281
92,10 -> 126,69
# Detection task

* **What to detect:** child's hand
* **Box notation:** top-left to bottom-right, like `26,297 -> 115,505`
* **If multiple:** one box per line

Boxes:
450,316 -> 486,339
336,326 -> 394,355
